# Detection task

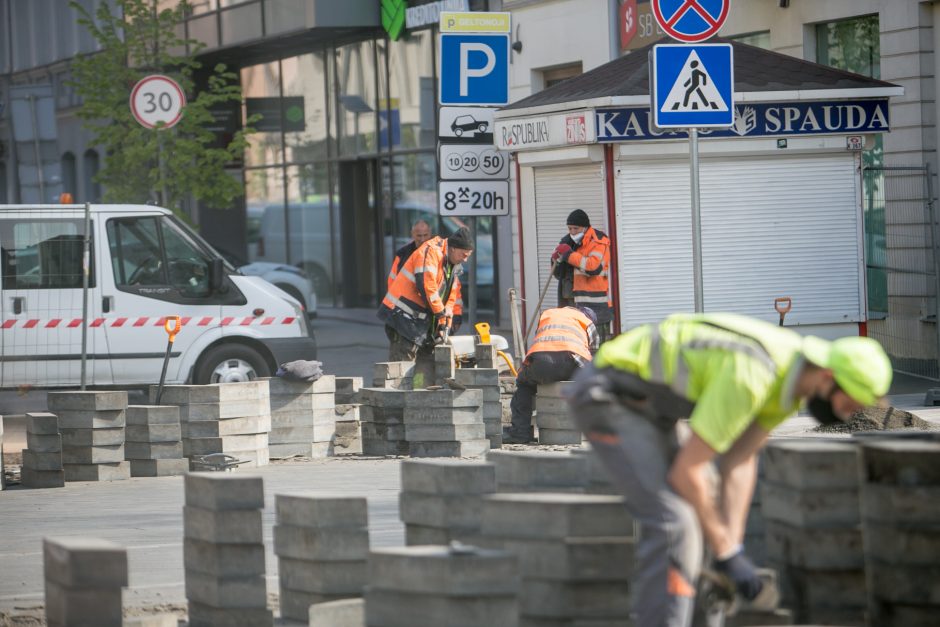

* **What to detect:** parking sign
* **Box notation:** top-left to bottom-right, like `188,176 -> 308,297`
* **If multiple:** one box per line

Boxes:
439,33 -> 509,105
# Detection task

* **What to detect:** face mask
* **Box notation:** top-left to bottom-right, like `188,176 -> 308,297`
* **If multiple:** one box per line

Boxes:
571,232 -> 585,244
807,395 -> 843,425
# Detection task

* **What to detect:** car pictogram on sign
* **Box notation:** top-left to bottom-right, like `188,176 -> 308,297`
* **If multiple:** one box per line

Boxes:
451,115 -> 489,137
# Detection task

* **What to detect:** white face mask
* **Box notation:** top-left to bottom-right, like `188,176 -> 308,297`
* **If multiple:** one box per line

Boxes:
571,232 -> 585,244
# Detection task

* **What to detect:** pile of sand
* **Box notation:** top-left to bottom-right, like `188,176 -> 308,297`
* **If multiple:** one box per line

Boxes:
814,406 -> 938,434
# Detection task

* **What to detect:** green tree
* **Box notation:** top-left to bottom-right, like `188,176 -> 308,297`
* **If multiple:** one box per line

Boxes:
69,0 -> 254,212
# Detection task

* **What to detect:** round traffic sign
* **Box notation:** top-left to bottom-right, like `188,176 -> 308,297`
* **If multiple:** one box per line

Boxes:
651,0 -> 730,44
130,75 -> 186,130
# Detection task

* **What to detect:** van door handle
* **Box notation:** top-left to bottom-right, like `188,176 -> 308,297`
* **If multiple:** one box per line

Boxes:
12,296 -> 24,315
102,296 -> 113,313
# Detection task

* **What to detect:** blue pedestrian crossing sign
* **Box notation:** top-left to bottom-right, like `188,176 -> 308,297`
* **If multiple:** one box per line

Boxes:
651,43 -> 734,128
439,33 -> 510,106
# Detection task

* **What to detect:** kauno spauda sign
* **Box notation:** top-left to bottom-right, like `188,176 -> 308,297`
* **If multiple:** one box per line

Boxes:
595,99 -> 889,141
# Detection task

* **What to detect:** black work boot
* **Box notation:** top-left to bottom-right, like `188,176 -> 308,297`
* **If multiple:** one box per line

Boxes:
502,426 -> 535,445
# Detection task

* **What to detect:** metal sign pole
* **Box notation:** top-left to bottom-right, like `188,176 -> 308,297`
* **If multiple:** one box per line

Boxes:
28,94 -> 46,201
690,127 -> 704,312
469,217 -> 478,328
80,202 -> 91,390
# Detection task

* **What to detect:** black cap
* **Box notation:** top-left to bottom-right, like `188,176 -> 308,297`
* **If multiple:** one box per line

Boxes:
574,305 -> 597,324
447,227 -> 474,250
566,209 -> 591,227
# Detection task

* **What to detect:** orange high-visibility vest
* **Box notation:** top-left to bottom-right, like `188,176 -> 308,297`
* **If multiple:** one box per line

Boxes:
453,277 -> 463,321
388,240 -> 418,291
527,307 -> 594,362
566,227 -> 612,314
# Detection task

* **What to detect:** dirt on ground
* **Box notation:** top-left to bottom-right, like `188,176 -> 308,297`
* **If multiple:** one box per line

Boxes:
813,405 -> 938,434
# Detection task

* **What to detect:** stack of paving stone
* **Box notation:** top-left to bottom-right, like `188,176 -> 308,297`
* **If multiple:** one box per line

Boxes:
43,537 -> 128,627
399,459 -> 496,545
359,388 -> 409,456
309,598 -> 364,627
859,439 -> 940,627
22,412 -> 65,488
48,391 -> 130,482
477,493 -> 633,625
153,381 -> 271,468
499,377 -> 516,431
125,405 -> 188,477
455,367 -> 503,448
762,440 -> 865,626
433,344 -> 455,385
267,375 -> 336,458
183,473 -> 272,626
404,389 -> 487,458
334,377 -> 363,455
487,449 -> 588,493
365,545 -> 519,627
534,381 -> 581,445
743,453 -> 768,567
475,341 -> 498,369
335,376 -> 363,405
372,362 -> 414,390
274,495 -> 369,622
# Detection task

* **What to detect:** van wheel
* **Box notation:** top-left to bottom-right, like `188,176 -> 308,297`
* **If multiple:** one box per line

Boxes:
194,344 -> 271,384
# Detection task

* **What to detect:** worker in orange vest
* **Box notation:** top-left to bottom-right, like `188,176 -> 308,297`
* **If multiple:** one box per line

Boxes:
387,220 -> 432,291
552,209 -> 614,341
505,305 -> 599,444
378,227 -> 473,384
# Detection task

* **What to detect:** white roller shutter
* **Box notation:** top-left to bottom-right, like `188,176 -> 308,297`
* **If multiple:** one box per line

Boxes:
617,154 -> 862,328
533,164 -> 607,310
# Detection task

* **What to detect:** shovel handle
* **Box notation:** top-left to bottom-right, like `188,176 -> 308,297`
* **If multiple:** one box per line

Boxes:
773,297 -> 792,315
164,315 -> 181,342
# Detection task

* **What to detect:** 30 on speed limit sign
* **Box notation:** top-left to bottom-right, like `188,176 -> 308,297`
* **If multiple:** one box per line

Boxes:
130,75 -> 186,129
439,144 -> 509,180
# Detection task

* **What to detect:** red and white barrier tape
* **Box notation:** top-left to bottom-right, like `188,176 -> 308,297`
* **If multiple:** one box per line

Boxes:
1,316 -> 297,330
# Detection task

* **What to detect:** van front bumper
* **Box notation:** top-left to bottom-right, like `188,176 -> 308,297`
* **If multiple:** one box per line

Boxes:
260,336 -> 318,364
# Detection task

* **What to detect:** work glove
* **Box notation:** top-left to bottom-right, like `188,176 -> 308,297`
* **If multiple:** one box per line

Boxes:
551,243 -> 572,263
714,548 -> 763,601
434,316 -> 451,345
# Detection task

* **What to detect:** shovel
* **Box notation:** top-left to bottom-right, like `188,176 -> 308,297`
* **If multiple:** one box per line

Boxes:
774,297 -> 792,326
155,315 -> 181,405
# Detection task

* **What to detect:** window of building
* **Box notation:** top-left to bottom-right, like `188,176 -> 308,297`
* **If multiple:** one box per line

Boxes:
282,52 -> 329,163
816,14 -> 885,314
728,31 -> 770,50
542,63 -> 583,89
61,152 -> 77,198
335,41 -> 378,157
83,149 -> 101,202
1,219 -> 94,289
387,29 -> 436,150
242,61 -> 284,168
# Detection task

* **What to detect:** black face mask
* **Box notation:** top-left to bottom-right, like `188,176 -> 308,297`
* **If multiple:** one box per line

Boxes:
808,394 -> 843,425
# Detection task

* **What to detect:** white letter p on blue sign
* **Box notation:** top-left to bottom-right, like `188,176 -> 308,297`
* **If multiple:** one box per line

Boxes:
440,33 -> 509,105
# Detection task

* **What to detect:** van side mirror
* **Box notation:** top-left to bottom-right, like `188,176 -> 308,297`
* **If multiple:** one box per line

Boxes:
209,258 -> 225,293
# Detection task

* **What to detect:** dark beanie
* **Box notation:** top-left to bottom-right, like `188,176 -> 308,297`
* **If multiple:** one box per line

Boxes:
448,227 -> 474,250
567,209 -> 591,227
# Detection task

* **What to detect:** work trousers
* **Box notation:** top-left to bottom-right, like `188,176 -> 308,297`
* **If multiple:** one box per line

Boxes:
385,325 -> 435,387
573,397 -> 703,627
509,351 -> 580,438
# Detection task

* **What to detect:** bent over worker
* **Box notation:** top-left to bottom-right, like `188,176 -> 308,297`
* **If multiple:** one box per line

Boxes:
566,313 -> 891,627
505,305 -> 599,444
378,227 -> 474,385
552,209 -> 614,342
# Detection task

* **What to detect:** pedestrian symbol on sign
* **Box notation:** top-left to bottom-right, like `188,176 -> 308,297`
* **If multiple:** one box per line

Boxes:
663,51 -> 728,112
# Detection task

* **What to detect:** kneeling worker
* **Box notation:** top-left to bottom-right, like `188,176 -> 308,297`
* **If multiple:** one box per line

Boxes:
505,305 -> 600,444
566,313 -> 892,627
378,227 -> 474,385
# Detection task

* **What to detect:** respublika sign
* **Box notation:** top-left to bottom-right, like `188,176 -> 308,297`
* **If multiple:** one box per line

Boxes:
494,111 -> 597,151
595,99 -> 890,141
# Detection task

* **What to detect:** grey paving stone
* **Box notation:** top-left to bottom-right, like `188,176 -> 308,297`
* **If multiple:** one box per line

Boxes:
865,522 -> 940,564
178,399 -> 270,422
60,427 -> 125,448
334,436 -> 362,455
126,405 -> 180,426
26,432 -> 62,453
403,407 -> 483,425
273,525 -> 369,561
183,433 -> 268,455
360,423 -> 405,442
764,519 -> 863,569
868,599 -> 937,627
372,377 -> 414,390
485,421 -> 503,436
868,560 -> 940,604
44,580 -> 122,627
363,588 -> 518,627
184,474 -> 264,510
520,579 -> 630,619
265,374 -> 336,395
269,442 -> 314,458
186,600 -> 272,626
182,415 -> 271,439
762,440 -> 859,489
122,614 -> 179,627
184,570 -> 267,607
43,537 -> 128,588
760,481 -> 859,527
56,409 -> 126,430
150,381 -> 269,404
860,440 -> 940,486
183,539 -> 266,577
62,444 -> 124,464
860,483 -> 940,524
533,397 -> 569,414
399,492 -> 484,529
401,459 -> 496,495
475,343 -> 498,367
404,389 -> 482,409
63,461 -> 130,482
454,368 -> 500,387
357,388 -> 408,409
279,586 -> 354,623
405,423 -> 486,442
334,404 -> 361,421
369,545 -> 518,595
478,536 -> 635,581
125,423 -> 182,443
47,390 -> 128,411
408,439 -> 489,458
769,564 -> 866,610
276,495 -> 368,528
270,394 -> 335,413
359,406 -> 405,425
360,438 -> 409,457
129,458 -> 188,477
487,450 -> 588,490
278,557 -> 366,594
183,506 -> 262,544
374,362 -> 416,380
269,425 -> 315,444
536,382 -> 570,399
537,428 -> 582,445
26,412 -> 60,434
21,467 -> 65,489
482,402 -> 503,419
487,434 -> 503,449
124,441 -> 182,460
308,598 -> 364,627
404,523 -> 452,546
481,494 -> 631,540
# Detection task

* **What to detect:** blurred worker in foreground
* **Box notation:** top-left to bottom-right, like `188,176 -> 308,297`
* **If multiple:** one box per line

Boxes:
552,209 -> 614,342
378,227 -> 473,385
566,313 -> 891,627
505,305 -> 599,444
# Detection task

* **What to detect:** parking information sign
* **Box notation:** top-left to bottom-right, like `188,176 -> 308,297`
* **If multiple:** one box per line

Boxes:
652,43 -> 734,128
439,181 -> 510,216
440,144 -> 509,180
439,33 -> 510,105
651,0 -> 730,43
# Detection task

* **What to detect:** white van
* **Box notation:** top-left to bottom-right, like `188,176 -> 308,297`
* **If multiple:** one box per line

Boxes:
0,204 -> 316,388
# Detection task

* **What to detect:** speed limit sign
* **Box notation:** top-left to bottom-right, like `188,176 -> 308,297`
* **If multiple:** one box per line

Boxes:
130,75 -> 186,129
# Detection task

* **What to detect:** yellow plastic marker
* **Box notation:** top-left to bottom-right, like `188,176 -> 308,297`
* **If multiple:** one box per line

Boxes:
475,322 -> 491,345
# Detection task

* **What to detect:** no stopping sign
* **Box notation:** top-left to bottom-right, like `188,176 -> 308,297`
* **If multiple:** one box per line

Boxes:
130,75 -> 186,129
